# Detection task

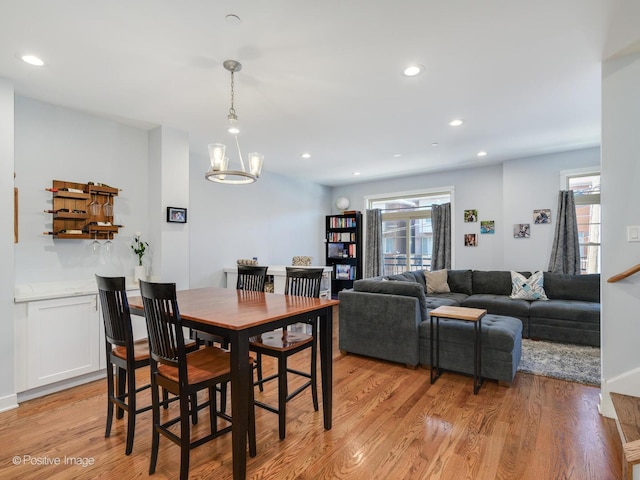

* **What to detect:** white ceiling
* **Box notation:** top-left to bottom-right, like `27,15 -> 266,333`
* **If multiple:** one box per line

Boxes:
0,0 -> 611,186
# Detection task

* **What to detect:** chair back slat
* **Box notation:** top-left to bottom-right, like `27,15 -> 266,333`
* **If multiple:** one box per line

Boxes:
236,265 -> 268,291
284,267 -> 324,298
96,275 -> 133,348
139,280 -> 186,369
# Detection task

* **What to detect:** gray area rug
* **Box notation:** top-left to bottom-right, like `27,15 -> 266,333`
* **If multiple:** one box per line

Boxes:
518,339 -> 600,386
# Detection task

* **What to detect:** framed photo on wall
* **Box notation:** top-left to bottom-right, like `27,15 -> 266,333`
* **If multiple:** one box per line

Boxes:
533,209 -> 551,224
167,207 -> 187,223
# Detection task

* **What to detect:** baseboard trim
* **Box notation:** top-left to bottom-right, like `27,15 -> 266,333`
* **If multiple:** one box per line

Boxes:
0,393 -> 19,413
16,370 -> 106,404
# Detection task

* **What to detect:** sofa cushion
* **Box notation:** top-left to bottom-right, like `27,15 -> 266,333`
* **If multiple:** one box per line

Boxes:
543,272 -> 600,302
510,271 -> 548,300
424,293 -> 464,309
425,269 -> 450,294
473,270 -> 531,295
447,269 -> 473,295
529,299 -> 600,324
353,279 -> 428,320
461,294 -> 531,318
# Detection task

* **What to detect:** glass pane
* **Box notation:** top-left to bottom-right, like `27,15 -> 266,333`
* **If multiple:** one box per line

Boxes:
383,219 -> 407,276
579,244 -> 600,274
371,193 -> 450,213
409,217 -> 432,271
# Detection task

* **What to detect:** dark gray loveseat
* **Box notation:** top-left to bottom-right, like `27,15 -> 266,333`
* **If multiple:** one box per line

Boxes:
338,269 -> 600,375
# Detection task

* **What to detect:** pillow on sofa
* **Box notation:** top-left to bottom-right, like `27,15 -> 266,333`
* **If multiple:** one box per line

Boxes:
510,271 -> 548,300
424,269 -> 450,294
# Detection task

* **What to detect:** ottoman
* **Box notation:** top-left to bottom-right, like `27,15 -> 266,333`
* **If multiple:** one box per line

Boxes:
418,314 -> 522,385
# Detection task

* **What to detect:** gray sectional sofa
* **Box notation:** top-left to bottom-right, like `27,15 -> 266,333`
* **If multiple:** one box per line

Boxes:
338,269 -> 600,382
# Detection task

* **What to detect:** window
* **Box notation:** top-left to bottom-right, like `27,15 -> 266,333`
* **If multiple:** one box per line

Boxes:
369,191 -> 451,276
568,173 -> 600,274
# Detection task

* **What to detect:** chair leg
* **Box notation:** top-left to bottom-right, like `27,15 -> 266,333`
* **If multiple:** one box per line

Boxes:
219,382 -> 227,413
149,378 -> 160,475
191,393 -> 198,425
179,393 -> 191,480
116,366 -> 126,419
209,386 -> 217,434
162,388 -> 169,409
105,362 -> 115,438
311,336 -> 319,412
278,356 -> 288,440
257,352 -> 264,392
125,366 -> 136,455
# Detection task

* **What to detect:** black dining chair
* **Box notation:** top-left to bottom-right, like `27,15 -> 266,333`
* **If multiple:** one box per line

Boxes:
236,264 -> 268,291
96,275 -> 199,455
96,274 -> 152,455
139,280 -> 256,480
250,267 -> 324,440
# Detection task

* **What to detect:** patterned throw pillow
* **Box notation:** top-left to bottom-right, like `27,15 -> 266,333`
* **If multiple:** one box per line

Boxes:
510,271 -> 548,300
424,269 -> 451,294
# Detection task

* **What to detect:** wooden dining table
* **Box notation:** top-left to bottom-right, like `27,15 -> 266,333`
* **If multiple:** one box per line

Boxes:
128,286 -> 339,480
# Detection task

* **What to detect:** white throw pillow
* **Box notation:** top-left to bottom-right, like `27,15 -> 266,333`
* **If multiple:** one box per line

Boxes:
510,271 -> 548,300
425,269 -> 450,294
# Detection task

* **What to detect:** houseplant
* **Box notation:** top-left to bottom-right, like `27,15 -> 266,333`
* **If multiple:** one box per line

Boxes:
131,232 -> 149,283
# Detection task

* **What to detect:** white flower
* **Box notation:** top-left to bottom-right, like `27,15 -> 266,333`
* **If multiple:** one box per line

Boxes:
135,231 -> 141,238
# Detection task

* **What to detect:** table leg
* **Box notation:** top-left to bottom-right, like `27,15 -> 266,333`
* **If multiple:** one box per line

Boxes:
473,318 -> 483,394
230,332 -> 250,480
320,306 -> 333,430
430,315 -> 441,384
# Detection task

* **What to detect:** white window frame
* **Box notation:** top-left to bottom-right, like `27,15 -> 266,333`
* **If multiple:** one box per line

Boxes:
560,167 -> 601,274
364,186 -> 455,274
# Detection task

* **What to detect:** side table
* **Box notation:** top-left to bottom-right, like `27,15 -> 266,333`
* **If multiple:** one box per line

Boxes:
429,305 -> 487,394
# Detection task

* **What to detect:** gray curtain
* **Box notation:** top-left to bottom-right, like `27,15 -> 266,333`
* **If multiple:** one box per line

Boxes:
431,203 -> 451,270
365,209 -> 383,278
548,190 -> 581,274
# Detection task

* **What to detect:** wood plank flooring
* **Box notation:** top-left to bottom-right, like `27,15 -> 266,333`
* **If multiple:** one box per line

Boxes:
0,317 -> 623,479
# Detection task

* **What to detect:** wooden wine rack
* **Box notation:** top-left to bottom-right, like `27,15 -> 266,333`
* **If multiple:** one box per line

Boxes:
46,180 -> 120,239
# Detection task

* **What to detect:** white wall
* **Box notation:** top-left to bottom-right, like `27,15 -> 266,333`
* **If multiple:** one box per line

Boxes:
0,78 -> 16,411
332,148 -> 599,272
13,96 -> 150,284
600,50 -> 640,416
189,152 -> 331,288
502,149 -> 600,271
148,127 -> 190,289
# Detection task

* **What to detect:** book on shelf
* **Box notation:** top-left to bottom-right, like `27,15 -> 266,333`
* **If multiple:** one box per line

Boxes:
335,264 -> 356,280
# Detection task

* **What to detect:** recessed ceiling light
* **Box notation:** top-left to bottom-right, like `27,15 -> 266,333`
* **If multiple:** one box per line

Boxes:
403,64 -> 424,77
353,172 -> 361,176
21,55 -> 44,66
477,151 -> 488,157
393,153 -> 401,158
300,153 -> 311,159
449,119 -> 463,127
431,142 -> 439,147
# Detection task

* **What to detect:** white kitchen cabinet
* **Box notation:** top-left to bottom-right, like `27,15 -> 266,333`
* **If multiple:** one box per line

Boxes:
23,294 -> 101,390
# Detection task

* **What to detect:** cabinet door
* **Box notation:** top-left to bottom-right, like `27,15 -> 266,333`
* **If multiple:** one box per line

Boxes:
26,295 -> 100,389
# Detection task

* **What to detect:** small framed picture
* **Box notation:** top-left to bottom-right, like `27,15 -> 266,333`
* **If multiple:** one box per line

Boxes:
514,223 -> 530,238
167,207 -> 187,223
464,209 -> 478,222
464,234 -> 477,246
480,220 -> 495,234
533,209 -> 551,224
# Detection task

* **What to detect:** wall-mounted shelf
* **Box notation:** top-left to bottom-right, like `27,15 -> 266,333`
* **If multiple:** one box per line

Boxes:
44,180 -> 121,239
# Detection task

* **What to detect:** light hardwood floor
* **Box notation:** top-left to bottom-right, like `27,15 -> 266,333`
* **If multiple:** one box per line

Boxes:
0,317 -> 622,479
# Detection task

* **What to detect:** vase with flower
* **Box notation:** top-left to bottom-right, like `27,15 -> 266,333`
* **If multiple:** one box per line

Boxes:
131,232 -> 149,283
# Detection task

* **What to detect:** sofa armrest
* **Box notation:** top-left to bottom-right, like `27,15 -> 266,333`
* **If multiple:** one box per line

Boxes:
338,290 -> 421,367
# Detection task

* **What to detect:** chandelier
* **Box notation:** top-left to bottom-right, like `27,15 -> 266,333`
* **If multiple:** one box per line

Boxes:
205,60 -> 264,184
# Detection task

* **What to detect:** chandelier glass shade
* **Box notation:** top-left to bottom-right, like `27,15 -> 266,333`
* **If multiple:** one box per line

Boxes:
205,60 -> 263,185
